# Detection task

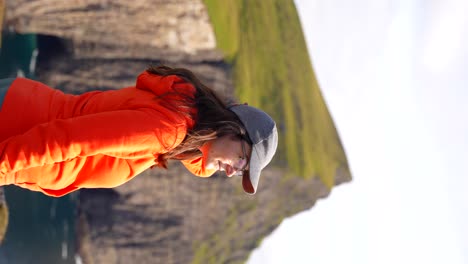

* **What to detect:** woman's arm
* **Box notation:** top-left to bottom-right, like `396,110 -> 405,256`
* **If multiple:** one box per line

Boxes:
13,155 -> 155,197
0,108 -> 187,175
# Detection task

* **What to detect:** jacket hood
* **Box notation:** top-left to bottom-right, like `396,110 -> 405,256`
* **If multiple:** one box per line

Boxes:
136,71 -> 189,96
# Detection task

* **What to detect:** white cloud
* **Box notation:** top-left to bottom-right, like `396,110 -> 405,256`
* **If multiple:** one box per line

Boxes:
248,0 -> 468,263
421,0 -> 468,72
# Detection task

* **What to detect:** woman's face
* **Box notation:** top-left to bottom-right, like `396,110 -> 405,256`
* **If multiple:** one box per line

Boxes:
199,135 -> 251,177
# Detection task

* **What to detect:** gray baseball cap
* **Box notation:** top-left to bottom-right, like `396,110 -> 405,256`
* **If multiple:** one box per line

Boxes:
229,104 -> 278,194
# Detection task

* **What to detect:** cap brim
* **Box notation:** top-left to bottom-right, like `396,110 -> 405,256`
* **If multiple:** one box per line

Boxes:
242,147 -> 261,194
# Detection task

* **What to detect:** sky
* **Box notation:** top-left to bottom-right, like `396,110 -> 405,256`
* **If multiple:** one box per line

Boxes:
248,0 -> 468,263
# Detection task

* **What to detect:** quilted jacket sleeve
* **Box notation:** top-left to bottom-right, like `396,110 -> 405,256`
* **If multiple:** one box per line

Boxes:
0,108 -> 188,176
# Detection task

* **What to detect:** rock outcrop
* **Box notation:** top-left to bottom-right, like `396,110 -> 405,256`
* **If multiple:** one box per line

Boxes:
4,1 -> 351,263
4,0 -> 215,57
75,166 -> 338,264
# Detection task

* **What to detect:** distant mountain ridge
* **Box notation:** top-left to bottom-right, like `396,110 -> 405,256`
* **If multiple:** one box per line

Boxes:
2,0 -> 351,263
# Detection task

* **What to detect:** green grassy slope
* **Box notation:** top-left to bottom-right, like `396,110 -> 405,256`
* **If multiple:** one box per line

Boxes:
0,201 -> 7,243
203,0 -> 349,187
0,1 -> 7,244
0,0 -> 4,49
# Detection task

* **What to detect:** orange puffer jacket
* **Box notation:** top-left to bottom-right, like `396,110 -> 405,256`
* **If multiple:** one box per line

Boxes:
0,72 -> 215,197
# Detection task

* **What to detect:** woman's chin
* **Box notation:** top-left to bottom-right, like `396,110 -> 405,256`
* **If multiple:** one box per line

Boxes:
203,160 -> 218,172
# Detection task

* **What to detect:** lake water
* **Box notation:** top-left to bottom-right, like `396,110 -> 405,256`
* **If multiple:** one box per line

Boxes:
0,32 -> 78,264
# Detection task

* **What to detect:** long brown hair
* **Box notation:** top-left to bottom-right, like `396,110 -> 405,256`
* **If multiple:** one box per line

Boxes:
146,65 -> 249,168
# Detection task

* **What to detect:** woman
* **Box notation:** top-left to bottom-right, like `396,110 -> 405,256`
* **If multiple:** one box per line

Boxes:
0,66 -> 278,197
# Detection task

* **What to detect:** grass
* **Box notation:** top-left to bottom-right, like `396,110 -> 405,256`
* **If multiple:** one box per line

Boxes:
0,198 -> 8,243
203,0 -> 349,187
192,203 -> 259,264
0,1 -> 7,245
198,6 -> 350,263
0,0 -> 4,49
203,0 -> 239,62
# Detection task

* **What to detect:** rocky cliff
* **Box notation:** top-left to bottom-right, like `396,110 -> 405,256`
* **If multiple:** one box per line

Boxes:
5,0 -> 215,56
4,1 -> 350,263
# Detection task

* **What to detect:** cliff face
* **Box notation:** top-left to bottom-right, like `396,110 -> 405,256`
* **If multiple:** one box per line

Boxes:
76,166 -> 338,264
5,0 -> 215,56
4,1 -> 350,263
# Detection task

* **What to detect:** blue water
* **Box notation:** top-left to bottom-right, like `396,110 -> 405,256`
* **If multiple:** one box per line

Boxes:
0,33 -> 36,78
0,32 -> 78,264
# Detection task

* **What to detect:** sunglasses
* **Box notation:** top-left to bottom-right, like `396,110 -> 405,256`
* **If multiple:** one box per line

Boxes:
233,139 -> 249,177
